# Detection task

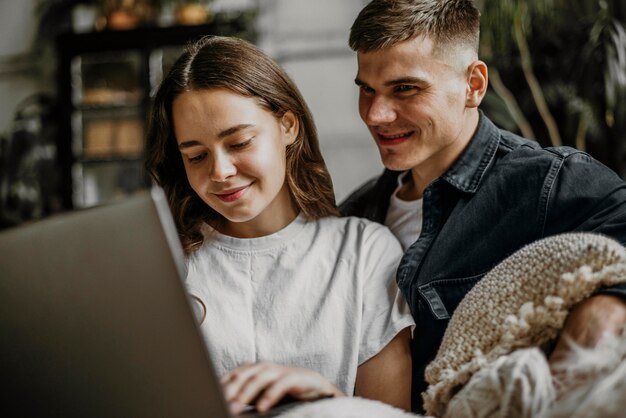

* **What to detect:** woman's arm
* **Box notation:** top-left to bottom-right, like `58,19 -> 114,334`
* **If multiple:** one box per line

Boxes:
354,327 -> 412,411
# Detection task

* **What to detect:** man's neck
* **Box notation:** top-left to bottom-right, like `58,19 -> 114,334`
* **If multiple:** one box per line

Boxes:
397,174 -> 421,201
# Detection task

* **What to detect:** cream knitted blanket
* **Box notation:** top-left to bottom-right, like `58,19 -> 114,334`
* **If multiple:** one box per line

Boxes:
423,232 -> 626,417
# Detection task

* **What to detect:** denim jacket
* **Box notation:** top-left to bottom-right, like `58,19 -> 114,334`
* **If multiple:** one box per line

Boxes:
340,112 -> 626,412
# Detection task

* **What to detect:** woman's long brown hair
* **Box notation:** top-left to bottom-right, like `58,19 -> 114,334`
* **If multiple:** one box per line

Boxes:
145,36 -> 338,254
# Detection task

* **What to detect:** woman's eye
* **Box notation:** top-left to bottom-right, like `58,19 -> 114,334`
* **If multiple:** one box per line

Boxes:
231,139 -> 252,150
188,153 -> 207,163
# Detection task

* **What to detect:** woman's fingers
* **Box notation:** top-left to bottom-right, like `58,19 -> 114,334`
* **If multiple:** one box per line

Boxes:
234,365 -> 283,406
221,363 -> 343,415
254,377 -> 293,412
221,362 -> 267,400
255,369 -> 337,412
221,362 -> 285,413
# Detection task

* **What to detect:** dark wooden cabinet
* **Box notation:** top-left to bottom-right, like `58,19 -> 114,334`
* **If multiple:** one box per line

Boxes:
55,15 -> 255,209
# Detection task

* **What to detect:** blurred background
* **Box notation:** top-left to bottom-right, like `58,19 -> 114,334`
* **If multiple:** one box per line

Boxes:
0,0 -> 624,229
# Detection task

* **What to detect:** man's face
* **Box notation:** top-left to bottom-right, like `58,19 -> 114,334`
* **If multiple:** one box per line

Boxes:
356,36 -> 477,177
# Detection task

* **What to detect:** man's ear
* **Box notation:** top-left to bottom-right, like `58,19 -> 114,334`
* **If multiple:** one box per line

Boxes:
280,111 -> 299,145
466,60 -> 488,108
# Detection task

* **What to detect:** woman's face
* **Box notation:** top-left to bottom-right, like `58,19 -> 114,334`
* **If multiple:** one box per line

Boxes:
172,88 -> 298,238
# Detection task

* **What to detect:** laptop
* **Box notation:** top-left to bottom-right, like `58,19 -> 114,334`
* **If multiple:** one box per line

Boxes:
0,187 -> 299,417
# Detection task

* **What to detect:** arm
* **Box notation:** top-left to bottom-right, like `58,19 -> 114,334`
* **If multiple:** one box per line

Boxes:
549,294 -> 626,365
354,327 -> 412,411
544,152 -> 626,363
545,152 -> 626,292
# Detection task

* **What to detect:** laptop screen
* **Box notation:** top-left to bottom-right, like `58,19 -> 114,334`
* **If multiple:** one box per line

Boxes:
0,187 -> 230,417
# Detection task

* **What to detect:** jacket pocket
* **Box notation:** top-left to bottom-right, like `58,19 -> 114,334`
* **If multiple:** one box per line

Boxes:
417,273 -> 486,320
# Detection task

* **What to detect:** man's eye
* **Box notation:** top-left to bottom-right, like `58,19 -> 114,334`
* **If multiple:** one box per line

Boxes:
396,85 -> 416,93
359,85 -> 375,94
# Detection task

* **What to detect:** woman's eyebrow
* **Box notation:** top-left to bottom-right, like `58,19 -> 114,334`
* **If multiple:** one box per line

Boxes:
178,140 -> 203,150
178,124 -> 254,149
217,123 -> 254,139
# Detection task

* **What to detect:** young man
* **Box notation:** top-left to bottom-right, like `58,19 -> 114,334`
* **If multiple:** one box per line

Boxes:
340,0 -> 626,412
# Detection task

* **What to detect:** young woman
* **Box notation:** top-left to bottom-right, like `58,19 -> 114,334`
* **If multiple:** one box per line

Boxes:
145,36 -> 413,415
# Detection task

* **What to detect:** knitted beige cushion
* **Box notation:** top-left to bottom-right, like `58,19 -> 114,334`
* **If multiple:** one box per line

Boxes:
422,232 -> 626,417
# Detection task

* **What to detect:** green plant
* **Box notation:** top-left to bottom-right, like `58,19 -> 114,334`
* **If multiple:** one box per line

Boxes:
478,0 -> 626,176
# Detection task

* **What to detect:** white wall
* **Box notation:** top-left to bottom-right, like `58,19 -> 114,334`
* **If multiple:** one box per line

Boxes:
0,0 -> 382,202
257,0 -> 381,201
0,0 -> 43,133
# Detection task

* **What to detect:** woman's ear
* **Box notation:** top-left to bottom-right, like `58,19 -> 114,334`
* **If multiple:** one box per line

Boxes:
280,111 -> 299,145
465,60 -> 488,108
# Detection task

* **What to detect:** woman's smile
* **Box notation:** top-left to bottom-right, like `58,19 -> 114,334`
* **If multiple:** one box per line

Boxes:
213,184 -> 252,202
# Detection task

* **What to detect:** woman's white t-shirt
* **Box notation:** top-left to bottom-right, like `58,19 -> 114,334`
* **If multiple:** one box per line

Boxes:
185,214 -> 414,395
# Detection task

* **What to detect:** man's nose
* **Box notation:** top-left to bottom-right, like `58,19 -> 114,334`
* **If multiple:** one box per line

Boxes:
364,95 -> 397,125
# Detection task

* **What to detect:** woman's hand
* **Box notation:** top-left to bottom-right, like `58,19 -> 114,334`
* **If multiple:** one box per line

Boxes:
220,362 -> 344,415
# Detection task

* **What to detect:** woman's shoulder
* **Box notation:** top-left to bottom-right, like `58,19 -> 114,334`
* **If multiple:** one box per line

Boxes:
314,215 -> 401,247
315,214 -> 385,230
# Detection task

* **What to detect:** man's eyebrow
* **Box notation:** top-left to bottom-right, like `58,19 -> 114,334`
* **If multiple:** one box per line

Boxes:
386,77 -> 427,86
354,76 -> 427,88
177,124 -> 254,149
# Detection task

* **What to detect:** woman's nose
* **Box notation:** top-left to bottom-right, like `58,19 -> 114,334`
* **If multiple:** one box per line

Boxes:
209,151 -> 236,182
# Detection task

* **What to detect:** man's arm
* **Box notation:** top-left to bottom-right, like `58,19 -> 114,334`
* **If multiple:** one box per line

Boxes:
545,151 -> 626,360
549,294 -> 626,365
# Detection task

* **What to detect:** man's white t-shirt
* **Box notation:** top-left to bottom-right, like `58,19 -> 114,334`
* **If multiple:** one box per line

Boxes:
384,171 -> 423,250
185,214 -> 414,396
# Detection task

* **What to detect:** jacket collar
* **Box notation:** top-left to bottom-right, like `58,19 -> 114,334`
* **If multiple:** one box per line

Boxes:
441,111 -> 500,194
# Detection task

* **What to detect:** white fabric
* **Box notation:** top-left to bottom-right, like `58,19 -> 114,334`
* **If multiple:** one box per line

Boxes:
444,348 -> 555,418
384,171 -> 423,250
442,332 -> 626,418
280,396 -> 423,418
185,214 -> 415,396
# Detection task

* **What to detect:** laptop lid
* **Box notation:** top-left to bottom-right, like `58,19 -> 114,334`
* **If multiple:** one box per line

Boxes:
0,187 -> 230,417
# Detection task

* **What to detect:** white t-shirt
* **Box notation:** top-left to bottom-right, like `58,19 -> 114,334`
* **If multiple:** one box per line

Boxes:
185,214 -> 414,396
384,171 -> 423,250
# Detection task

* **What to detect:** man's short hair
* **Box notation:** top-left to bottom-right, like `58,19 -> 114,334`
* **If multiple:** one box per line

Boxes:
349,0 -> 480,54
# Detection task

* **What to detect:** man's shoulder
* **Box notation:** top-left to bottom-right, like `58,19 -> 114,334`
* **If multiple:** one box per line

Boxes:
338,170 -> 399,221
496,128 -> 589,165
339,176 -> 379,215
497,128 -> 537,150
473,120 -> 622,195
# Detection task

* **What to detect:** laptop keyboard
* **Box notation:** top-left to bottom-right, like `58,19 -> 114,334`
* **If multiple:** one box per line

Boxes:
239,399 -> 303,418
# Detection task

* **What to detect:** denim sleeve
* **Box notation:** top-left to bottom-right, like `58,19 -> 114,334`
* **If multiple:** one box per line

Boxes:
338,178 -> 377,218
545,151 -> 626,300
339,170 -> 399,222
